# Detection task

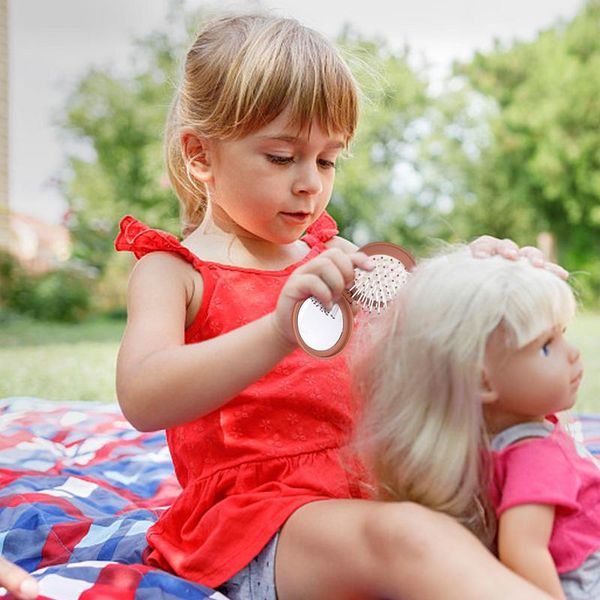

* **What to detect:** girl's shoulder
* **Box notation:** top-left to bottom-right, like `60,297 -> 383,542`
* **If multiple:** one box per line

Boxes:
115,216 -> 206,327
128,250 -> 201,298
131,248 -> 196,276
127,252 -> 204,329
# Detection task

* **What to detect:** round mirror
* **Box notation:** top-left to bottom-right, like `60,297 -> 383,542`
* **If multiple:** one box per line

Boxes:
292,296 -> 353,358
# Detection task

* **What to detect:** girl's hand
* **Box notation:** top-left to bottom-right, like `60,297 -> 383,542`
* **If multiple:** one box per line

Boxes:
0,556 -> 38,599
272,248 -> 374,347
469,235 -> 568,280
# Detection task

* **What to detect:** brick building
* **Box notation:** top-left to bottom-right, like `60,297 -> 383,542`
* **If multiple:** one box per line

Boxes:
9,212 -> 71,273
0,2 -> 70,273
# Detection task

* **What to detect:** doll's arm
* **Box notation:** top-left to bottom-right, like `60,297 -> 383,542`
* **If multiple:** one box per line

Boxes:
498,504 -> 566,600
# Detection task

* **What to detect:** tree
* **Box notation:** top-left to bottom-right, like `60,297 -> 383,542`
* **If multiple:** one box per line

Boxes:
59,3 -> 193,272
330,31 -> 434,250
58,10 -> 438,278
446,0 -> 600,301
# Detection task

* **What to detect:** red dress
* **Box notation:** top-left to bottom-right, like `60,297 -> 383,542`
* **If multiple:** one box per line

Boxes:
115,213 -> 362,587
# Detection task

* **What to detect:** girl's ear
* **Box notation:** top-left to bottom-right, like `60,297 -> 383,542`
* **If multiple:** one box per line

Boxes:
181,129 -> 212,183
479,369 -> 499,405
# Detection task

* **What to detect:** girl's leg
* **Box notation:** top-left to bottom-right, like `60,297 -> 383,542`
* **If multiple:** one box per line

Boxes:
275,499 -> 551,600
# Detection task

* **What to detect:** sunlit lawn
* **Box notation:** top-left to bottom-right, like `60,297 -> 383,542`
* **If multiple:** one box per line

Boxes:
1,312 -> 599,412
0,315 -> 124,403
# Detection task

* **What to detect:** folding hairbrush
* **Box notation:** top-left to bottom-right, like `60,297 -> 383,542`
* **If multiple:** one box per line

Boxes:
292,242 -> 415,358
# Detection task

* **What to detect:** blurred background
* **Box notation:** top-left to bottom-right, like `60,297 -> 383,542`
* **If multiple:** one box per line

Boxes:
1,0 -> 599,409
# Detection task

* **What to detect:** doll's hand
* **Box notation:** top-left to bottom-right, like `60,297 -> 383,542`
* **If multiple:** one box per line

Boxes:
0,556 -> 39,599
469,235 -> 568,280
272,248 -> 374,346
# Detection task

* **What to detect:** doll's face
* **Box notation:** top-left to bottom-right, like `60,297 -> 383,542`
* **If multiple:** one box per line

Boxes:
483,324 -> 583,432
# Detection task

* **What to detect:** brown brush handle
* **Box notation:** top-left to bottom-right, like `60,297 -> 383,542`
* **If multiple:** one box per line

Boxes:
358,241 -> 416,270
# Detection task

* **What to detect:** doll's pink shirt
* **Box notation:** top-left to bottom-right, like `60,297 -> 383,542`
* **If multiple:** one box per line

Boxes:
490,416 -> 600,573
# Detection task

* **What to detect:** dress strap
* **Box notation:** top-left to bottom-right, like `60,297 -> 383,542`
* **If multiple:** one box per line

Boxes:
117,213 -> 339,257
115,216 -> 217,337
490,419 -> 555,452
302,211 -> 339,248
114,215 -> 204,270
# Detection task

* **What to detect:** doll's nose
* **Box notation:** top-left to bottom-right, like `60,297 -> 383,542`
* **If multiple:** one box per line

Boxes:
567,341 -> 581,364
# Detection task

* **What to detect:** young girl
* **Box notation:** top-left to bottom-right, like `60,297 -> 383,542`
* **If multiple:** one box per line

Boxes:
115,12 -> 556,599
356,246 -> 592,599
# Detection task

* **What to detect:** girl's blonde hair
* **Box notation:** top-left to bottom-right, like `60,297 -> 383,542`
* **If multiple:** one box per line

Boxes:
354,246 -> 576,545
166,13 -> 360,235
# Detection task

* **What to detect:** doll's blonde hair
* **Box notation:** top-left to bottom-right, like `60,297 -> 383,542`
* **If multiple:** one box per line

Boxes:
165,13 -> 359,235
355,246 -> 576,545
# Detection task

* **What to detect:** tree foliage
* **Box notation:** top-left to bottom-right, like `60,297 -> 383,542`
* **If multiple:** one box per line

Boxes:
59,13 -> 436,270
58,1 -> 600,306
447,0 -> 600,300
59,6 -> 192,271
327,31 -> 438,250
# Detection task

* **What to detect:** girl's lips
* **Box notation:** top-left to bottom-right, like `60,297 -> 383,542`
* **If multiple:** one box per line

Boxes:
280,212 -> 311,223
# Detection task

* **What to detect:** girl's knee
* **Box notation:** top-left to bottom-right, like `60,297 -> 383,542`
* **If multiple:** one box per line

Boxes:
362,502 -> 446,564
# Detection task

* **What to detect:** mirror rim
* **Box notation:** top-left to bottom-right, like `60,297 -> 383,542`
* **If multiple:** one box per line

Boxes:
291,296 -> 354,358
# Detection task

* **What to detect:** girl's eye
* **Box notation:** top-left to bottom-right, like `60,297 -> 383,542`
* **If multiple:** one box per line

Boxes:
541,341 -> 551,357
318,158 -> 337,169
266,154 -> 293,165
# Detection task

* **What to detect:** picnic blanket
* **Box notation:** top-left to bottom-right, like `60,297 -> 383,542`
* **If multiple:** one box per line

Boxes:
0,397 -> 227,599
2,398 -> 600,599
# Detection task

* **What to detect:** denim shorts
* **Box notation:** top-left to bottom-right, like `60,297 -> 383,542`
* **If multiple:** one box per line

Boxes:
217,533 -> 279,600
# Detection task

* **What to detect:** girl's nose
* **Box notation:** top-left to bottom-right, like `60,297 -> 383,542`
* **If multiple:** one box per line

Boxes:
293,164 -> 323,196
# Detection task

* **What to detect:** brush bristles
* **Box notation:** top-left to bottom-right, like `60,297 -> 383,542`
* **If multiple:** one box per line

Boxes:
348,255 -> 410,313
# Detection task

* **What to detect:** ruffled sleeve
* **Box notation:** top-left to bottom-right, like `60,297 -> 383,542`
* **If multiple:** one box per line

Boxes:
302,211 -> 339,247
114,215 -> 200,267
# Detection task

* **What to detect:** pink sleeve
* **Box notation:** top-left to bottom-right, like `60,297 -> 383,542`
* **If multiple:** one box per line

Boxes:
494,438 -> 581,516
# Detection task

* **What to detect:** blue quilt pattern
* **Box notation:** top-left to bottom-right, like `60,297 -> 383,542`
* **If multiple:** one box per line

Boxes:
2,397 -> 600,599
0,397 -> 227,600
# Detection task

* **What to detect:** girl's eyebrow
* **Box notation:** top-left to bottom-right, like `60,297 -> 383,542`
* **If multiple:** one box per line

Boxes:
258,134 -> 345,150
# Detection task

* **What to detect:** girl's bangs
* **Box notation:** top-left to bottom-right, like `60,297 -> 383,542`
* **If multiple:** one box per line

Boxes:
283,65 -> 358,141
226,28 -> 358,140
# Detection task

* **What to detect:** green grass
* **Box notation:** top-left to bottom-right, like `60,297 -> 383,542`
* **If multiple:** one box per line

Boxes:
1,312 -> 599,412
0,315 -> 124,403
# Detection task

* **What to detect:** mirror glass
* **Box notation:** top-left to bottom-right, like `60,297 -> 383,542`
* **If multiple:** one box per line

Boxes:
295,297 -> 346,353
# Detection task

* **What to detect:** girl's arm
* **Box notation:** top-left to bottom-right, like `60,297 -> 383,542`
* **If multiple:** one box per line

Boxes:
469,235 -> 568,279
498,504 -> 566,600
116,248 -> 371,431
